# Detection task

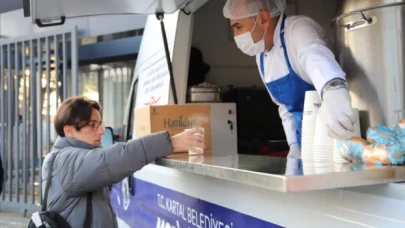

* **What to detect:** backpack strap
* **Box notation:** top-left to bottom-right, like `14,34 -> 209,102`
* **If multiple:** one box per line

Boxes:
41,154 -> 56,212
84,192 -> 93,227
41,153 -> 93,227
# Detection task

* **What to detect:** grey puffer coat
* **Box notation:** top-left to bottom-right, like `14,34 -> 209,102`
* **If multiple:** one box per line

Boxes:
41,131 -> 173,228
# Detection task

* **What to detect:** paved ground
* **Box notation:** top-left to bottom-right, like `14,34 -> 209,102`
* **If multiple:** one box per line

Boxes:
0,212 -> 30,228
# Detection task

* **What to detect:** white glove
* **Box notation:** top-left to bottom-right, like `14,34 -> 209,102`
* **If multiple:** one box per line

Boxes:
319,88 -> 357,140
287,143 -> 300,159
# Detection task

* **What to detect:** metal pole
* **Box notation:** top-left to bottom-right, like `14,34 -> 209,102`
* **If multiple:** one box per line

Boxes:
0,44 -> 5,201
71,28 -> 78,96
156,13 -> 178,104
15,42 -> 20,203
54,35 -> 59,108
29,39 -> 36,204
97,68 -> 103,106
62,34 -> 67,100
7,43 -> 13,202
37,38 -> 43,204
22,41 -> 28,203
45,37 -> 50,156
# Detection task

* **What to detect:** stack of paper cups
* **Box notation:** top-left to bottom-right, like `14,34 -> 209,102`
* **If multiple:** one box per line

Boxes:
313,113 -> 335,174
302,159 -> 315,175
333,108 -> 361,170
301,91 -> 321,173
314,161 -> 335,174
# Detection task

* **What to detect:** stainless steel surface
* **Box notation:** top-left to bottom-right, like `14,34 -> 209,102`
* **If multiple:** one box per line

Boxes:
155,153 -> 405,192
189,86 -> 220,93
188,86 -> 221,102
332,0 -> 405,136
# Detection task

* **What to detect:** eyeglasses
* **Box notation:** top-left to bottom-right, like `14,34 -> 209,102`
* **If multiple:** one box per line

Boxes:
87,121 -> 104,132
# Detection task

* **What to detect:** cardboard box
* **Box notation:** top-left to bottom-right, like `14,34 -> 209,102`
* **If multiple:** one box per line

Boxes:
134,104 -> 211,150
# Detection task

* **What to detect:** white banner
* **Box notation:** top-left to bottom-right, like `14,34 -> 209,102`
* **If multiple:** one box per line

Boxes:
136,57 -> 171,106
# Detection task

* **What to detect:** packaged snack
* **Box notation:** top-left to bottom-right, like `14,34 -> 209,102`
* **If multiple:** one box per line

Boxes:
336,137 -> 368,163
337,123 -> 405,166
366,126 -> 400,145
362,144 -> 390,165
362,143 -> 405,165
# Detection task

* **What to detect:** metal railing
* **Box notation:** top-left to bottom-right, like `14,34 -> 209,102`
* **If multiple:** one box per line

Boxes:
0,26 -> 78,216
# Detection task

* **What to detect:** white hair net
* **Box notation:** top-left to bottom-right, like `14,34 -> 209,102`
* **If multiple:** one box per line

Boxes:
223,0 -> 287,19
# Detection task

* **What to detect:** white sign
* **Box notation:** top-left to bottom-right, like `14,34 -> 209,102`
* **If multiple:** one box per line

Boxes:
136,57 -> 171,107
133,12 -> 180,108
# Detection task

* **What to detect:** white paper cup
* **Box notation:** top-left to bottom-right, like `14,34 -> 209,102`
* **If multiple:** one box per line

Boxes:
301,91 -> 322,162
303,91 -> 322,122
303,169 -> 316,175
302,159 -> 314,167
314,114 -> 334,147
185,128 -> 205,155
314,161 -> 334,169
315,167 -> 335,174
333,139 -> 347,163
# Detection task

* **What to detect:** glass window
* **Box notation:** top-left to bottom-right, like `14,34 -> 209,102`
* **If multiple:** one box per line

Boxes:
79,61 -> 135,128
101,61 -> 134,128
79,64 -> 100,102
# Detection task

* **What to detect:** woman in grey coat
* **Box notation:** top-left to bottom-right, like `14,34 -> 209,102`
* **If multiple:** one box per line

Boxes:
41,96 -> 204,228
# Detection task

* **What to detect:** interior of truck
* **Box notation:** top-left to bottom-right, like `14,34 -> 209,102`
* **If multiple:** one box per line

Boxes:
26,0 -> 342,156
187,0 -> 289,155
175,0 -> 339,156
114,0 -> 341,157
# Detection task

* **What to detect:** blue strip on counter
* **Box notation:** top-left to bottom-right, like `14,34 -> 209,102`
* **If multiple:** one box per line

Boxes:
110,177 -> 283,228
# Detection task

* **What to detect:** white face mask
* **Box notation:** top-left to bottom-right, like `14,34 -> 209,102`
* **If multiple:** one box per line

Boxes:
234,16 -> 267,56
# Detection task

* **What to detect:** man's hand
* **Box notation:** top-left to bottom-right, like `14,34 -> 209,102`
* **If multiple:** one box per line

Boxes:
319,88 -> 356,140
287,143 -> 300,159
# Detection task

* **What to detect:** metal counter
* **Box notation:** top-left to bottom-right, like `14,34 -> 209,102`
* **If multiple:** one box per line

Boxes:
154,153 -> 405,192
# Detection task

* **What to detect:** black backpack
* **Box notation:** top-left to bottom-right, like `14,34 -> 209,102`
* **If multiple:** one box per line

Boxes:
28,155 -> 93,228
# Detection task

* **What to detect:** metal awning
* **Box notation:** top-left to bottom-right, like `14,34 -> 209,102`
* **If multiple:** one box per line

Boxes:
0,0 -> 23,14
25,0 -> 209,27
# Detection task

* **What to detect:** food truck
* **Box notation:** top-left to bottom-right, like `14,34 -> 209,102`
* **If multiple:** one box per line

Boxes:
27,0 -> 405,227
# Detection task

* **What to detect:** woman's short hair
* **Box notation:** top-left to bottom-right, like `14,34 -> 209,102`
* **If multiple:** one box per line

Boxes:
54,96 -> 102,137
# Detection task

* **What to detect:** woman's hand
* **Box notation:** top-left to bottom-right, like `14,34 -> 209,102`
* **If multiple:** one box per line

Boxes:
170,128 -> 205,153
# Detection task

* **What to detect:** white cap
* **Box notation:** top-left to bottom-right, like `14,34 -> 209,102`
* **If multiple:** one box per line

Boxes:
223,0 -> 286,19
